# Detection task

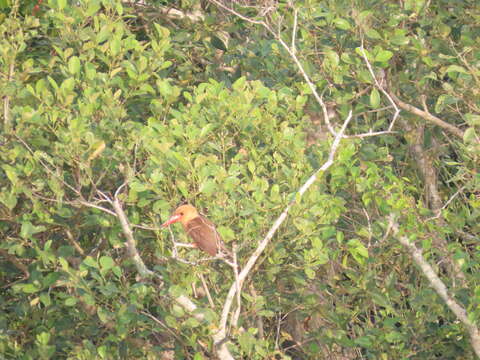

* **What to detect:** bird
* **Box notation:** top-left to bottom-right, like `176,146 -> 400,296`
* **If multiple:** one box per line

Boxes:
161,204 -> 232,258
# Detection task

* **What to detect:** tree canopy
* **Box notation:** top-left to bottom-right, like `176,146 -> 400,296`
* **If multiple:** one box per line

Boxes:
1,0 -> 479,359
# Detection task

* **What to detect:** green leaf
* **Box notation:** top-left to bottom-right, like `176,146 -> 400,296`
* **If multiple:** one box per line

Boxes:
445,65 -> 468,74
232,76 -> 247,92
68,56 -> 80,75
434,96 -> 445,114
115,1 -> 124,15
59,257 -> 69,270
23,284 -> 41,294
199,178 -> 216,195
57,0 -> 66,10
83,256 -> 98,268
65,297 -> 77,306
463,127 -> 477,144
40,293 -> 51,307
20,222 -> 46,239
375,50 -> 393,62
184,317 -> 200,328
0,191 -> 17,210
366,29 -> 382,39
390,35 -> 409,46
110,38 -> 121,56
465,113 -> 480,126
325,50 -> 340,67
99,256 -> 115,271
354,336 -> 373,348
370,88 -> 380,108
112,266 -> 122,278
333,18 -> 351,30
305,267 -> 315,279
2,164 -> 19,185
97,307 -> 110,323
86,0 -> 101,16
211,35 -> 227,51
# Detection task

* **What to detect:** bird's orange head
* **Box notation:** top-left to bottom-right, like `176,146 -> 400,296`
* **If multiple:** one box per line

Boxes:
161,204 -> 199,227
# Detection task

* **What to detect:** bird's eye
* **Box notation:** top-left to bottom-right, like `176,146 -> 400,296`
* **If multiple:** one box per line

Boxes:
180,212 -> 184,216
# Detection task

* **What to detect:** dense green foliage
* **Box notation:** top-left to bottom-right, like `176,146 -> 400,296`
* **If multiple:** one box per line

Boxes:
1,0 -> 479,359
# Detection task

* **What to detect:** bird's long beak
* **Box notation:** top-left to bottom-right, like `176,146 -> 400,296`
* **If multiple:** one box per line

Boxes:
161,214 -> 182,227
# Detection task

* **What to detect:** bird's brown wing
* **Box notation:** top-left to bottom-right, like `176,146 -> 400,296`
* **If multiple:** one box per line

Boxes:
185,216 -> 222,256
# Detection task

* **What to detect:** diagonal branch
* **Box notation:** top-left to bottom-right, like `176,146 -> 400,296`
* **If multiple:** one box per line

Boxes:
213,111 -> 353,352
391,216 -> 480,357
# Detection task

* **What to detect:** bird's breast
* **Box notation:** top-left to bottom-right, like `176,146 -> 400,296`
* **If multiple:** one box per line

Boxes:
184,216 -> 220,256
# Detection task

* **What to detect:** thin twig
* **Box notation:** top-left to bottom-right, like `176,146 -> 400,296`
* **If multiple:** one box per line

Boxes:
140,310 -> 181,341
134,223 -> 163,231
275,312 -> 282,350
0,248 -> 30,281
198,273 -> 215,308
362,207 -> 372,248
389,93 -> 465,139
426,185 -> 466,221
249,283 -> 264,339
64,229 -> 85,256
76,200 -> 117,217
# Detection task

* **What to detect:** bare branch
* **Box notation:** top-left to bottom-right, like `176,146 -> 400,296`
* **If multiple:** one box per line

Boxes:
140,310 -> 181,341
389,93 -> 465,139
230,244 -> 242,328
132,223 -> 162,231
208,0 -> 265,25
345,129 -> 397,139
3,62 -> 14,132
114,181 -> 128,199
249,283 -> 264,339
65,229 -> 85,256
391,216 -> 480,357
111,193 -> 158,279
291,8 -> 298,55
75,199 -> 117,217
198,273 -> 215,308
